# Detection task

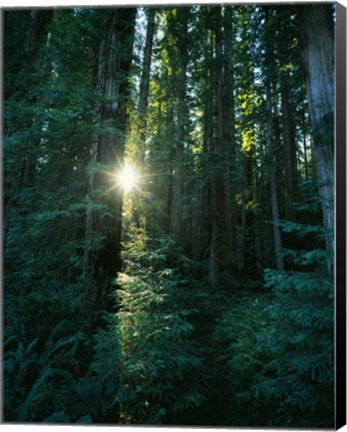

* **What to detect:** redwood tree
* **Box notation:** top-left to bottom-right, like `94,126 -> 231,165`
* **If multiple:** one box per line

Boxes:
298,4 -> 334,264
85,8 -> 136,324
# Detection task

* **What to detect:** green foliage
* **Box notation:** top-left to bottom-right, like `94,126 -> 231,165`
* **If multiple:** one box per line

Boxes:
261,266 -> 334,427
87,313 -> 122,419
3,321 -> 92,423
214,292 -> 278,426
115,229 -> 204,424
214,224 -> 334,428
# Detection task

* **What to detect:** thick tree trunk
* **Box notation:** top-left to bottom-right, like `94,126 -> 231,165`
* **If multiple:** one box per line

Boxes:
298,4 -> 334,263
83,38 -> 106,273
85,9 -> 136,324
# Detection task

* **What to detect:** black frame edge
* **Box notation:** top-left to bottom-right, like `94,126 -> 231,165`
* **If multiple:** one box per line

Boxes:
336,2 -> 347,430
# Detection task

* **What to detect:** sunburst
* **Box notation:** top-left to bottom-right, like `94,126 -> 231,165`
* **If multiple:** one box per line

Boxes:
116,164 -> 139,192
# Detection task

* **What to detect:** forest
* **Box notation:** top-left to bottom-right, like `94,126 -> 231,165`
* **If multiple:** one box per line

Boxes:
3,3 -> 335,427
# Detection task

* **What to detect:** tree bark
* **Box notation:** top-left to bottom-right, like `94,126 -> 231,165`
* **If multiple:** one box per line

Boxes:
223,6 -> 237,262
280,71 -> 299,219
198,21 -> 213,262
298,4 -> 334,263
266,82 -> 284,271
85,9 -> 136,324
131,8 -> 156,227
137,7 -> 156,161
170,8 -> 189,244
263,7 -> 284,271
162,80 -> 174,234
209,6 -> 224,289
302,110 -> 309,179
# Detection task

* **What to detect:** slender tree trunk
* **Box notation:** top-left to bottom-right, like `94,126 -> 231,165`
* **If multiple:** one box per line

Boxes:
132,8 -> 156,228
302,111 -> 309,179
199,27 -> 214,262
252,167 -> 263,274
209,6 -> 224,289
272,84 -> 285,221
159,88 -> 174,236
137,7 -> 155,161
263,8 -> 284,271
223,6 -> 237,262
266,83 -> 284,271
163,103 -> 174,234
298,4 -> 334,263
242,152 -> 256,273
170,8 -> 189,244
280,71 -> 299,219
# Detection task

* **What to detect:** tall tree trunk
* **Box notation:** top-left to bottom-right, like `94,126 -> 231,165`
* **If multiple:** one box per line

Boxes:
199,24 -> 214,262
209,6 -> 224,289
170,8 -> 189,244
132,8 -> 156,228
242,150 -> 256,274
272,83 -> 285,222
252,167 -> 263,274
302,110 -> 309,179
137,7 -> 156,161
280,71 -> 299,219
85,9 -> 136,324
163,105 -> 174,234
266,82 -> 284,271
263,7 -> 284,271
298,4 -> 334,263
84,37 -> 106,273
223,6 -> 237,263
